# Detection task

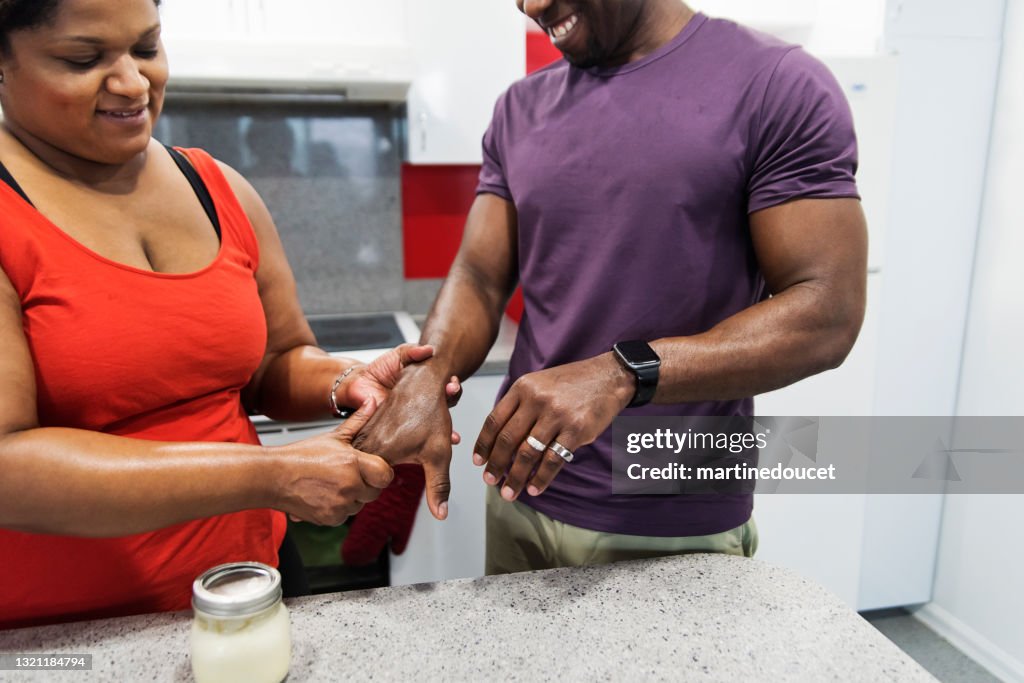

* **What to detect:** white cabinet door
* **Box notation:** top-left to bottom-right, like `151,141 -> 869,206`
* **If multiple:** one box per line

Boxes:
159,0 -> 247,43
255,0 -> 410,46
406,0 -> 525,163
160,0 -> 250,77
163,0 -> 411,46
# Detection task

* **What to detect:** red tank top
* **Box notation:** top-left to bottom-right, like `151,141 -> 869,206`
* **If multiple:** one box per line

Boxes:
0,148 -> 286,629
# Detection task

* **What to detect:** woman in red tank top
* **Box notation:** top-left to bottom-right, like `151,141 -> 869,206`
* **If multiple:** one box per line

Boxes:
0,0 -> 458,629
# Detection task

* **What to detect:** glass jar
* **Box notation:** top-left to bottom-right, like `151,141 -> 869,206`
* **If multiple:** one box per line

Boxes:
190,562 -> 292,683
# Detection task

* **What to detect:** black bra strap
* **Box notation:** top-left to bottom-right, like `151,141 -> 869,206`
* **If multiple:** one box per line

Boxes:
0,149 -> 221,242
164,145 -> 221,241
0,158 -> 33,206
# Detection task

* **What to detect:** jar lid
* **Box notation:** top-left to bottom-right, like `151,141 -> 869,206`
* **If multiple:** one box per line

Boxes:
192,562 -> 283,617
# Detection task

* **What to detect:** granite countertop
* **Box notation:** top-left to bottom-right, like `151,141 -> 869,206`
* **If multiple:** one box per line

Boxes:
0,554 -> 934,682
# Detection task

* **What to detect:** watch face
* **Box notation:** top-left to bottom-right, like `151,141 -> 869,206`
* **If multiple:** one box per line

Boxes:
615,340 -> 660,365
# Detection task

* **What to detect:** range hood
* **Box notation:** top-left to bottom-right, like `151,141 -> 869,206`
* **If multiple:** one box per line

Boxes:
165,41 -> 413,103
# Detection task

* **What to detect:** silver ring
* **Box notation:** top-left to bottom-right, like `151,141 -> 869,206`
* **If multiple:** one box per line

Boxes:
526,435 -> 547,453
548,441 -> 574,463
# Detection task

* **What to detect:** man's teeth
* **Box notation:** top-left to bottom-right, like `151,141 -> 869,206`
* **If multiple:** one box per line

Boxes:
549,14 -> 578,40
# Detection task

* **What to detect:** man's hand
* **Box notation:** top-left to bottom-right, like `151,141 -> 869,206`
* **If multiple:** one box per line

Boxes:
342,343 -> 460,434
353,364 -> 459,520
473,353 -> 635,501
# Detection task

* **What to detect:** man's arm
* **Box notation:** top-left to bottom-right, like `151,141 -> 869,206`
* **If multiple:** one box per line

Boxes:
477,197 -> 868,500
651,197 -> 867,400
419,194 -> 520,381
354,193 -> 519,519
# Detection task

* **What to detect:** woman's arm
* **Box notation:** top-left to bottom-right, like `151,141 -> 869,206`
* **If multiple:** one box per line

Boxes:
0,267 -> 391,537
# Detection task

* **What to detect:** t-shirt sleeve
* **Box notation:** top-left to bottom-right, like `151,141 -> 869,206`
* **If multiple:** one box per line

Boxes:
476,90 -> 514,201
747,47 -> 860,214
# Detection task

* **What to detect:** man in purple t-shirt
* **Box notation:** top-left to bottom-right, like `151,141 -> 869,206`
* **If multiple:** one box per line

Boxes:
360,0 -> 867,572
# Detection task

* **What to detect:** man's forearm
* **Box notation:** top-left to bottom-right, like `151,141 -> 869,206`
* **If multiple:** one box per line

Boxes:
417,262 -> 511,382
651,280 -> 863,404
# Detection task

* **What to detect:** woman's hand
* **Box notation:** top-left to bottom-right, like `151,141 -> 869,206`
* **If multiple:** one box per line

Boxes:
271,398 -> 395,526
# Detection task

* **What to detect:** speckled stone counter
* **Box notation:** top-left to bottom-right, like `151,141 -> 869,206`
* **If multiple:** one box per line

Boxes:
0,554 -> 934,682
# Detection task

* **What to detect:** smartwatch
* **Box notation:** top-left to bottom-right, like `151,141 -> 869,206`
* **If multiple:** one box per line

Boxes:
612,340 -> 661,408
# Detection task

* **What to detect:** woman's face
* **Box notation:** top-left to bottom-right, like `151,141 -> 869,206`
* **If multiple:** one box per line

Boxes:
0,0 -> 167,165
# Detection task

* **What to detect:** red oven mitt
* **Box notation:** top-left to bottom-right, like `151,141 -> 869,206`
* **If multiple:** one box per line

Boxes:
341,463 -> 425,566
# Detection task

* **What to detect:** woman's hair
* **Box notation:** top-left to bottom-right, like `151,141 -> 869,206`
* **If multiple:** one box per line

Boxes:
0,0 -> 161,55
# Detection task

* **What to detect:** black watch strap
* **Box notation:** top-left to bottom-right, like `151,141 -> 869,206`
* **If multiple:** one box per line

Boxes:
630,362 -> 659,407
612,341 -> 661,408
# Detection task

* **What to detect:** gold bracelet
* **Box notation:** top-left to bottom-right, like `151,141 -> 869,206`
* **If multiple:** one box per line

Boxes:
329,365 -> 363,418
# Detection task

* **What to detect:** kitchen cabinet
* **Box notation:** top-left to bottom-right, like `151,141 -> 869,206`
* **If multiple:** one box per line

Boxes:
161,0 -> 411,46
158,0 -> 248,43
255,0 -> 410,47
405,0 -> 526,163
160,1 -> 524,145
159,1 -> 414,100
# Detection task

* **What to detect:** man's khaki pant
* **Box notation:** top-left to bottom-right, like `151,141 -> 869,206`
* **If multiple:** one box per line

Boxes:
485,485 -> 759,575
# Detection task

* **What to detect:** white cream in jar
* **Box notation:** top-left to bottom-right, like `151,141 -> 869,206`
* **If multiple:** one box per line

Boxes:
190,562 -> 291,683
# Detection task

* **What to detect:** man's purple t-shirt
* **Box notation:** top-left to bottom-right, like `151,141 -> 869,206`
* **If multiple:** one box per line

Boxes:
476,14 -> 860,536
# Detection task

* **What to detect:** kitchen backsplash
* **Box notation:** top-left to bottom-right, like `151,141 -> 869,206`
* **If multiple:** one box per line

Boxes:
157,100 -> 405,315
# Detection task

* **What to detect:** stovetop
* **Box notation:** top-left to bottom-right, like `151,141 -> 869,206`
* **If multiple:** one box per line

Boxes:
306,312 -> 407,353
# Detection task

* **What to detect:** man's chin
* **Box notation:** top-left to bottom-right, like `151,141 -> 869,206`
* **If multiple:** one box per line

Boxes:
562,51 -> 602,69
560,39 -> 607,69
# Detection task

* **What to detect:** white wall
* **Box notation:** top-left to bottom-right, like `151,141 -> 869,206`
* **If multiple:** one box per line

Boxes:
914,2 -> 1024,681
